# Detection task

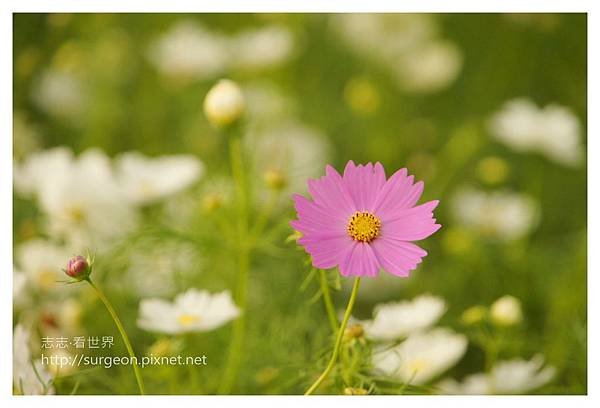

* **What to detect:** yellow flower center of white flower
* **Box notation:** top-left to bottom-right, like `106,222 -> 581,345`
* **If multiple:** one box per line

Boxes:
408,359 -> 428,375
177,314 -> 200,327
37,269 -> 57,289
66,204 -> 86,224
139,181 -> 156,198
347,211 -> 381,242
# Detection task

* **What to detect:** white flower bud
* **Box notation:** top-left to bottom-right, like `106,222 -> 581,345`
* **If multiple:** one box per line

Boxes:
203,79 -> 245,127
490,295 -> 523,326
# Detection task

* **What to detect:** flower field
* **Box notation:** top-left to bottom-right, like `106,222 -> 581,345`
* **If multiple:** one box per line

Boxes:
12,13 -> 586,395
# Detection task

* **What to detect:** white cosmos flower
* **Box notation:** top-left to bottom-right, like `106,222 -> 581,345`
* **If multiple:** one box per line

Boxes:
452,188 -> 538,241
243,81 -> 296,125
332,14 -> 437,62
36,148 -> 137,250
31,68 -> 85,118
115,152 -> 204,204
148,21 -> 229,80
13,112 -> 41,159
13,324 -> 54,395
488,98 -> 583,166
230,25 -> 294,71
372,328 -> 467,385
14,268 -> 27,304
437,355 -> 556,394
393,40 -> 463,94
247,121 -> 332,196
437,373 -> 489,394
16,239 -> 70,292
138,289 -> 240,334
364,295 -> 446,341
148,21 -> 296,81
332,14 -> 462,93
490,295 -> 523,326
13,147 -> 74,197
126,240 -> 201,297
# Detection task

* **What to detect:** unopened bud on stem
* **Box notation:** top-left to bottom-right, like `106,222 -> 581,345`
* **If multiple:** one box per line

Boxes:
263,169 -> 287,191
203,79 -> 245,127
65,255 -> 92,280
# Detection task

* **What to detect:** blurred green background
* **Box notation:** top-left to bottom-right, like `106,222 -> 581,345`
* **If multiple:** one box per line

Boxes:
13,13 -> 586,395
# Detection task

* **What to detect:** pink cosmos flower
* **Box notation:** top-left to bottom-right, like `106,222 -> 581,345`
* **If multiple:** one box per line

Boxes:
291,161 -> 441,277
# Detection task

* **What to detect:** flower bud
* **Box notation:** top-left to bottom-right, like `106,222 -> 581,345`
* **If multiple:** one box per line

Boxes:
202,193 -> 224,213
344,323 -> 364,340
490,295 -> 523,326
263,169 -> 287,191
203,79 -> 245,127
461,305 -> 487,326
65,255 -> 91,280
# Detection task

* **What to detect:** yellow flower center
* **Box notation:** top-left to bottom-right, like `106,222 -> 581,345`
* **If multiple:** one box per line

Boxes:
66,204 -> 86,224
37,269 -> 57,289
347,211 -> 381,242
177,314 -> 200,326
408,359 -> 428,374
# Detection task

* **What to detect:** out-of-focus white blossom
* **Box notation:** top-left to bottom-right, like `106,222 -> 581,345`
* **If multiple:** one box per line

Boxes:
126,240 -> 201,297
31,68 -> 85,118
14,147 -> 73,197
41,149 -> 138,249
452,188 -> 538,241
15,147 -> 138,250
13,324 -> 54,395
148,21 -> 296,81
16,239 -> 70,292
247,121 -> 331,195
148,21 -> 229,81
13,268 -> 27,303
490,295 -> 523,326
332,14 -> 462,93
244,81 -> 296,124
13,112 -> 40,159
394,40 -> 463,93
372,328 -> 468,385
364,295 -> 446,341
332,14 -> 437,62
138,289 -> 239,334
115,152 -> 204,204
437,355 -> 555,394
230,25 -> 294,71
488,98 -> 583,166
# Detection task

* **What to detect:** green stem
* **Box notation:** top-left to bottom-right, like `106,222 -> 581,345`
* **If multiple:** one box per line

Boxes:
228,135 -> 248,235
318,269 -> 339,333
86,279 -> 145,395
219,134 -> 250,394
305,277 -> 361,395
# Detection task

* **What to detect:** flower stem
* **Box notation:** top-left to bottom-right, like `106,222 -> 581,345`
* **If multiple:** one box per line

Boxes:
305,277 -> 361,395
86,279 -> 145,395
318,269 -> 339,333
219,134 -> 250,394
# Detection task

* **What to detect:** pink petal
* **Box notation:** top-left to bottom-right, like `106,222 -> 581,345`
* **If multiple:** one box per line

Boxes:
307,165 -> 356,216
299,235 -> 354,269
339,242 -> 380,277
291,194 -> 348,234
370,237 -> 428,277
380,200 -> 441,240
342,161 -> 386,211
373,168 -> 425,222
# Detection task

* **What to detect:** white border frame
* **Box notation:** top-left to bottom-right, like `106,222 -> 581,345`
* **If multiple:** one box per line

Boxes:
2,1 -> 595,407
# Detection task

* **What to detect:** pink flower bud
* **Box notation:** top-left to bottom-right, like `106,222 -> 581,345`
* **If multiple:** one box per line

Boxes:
66,255 -> 90,279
